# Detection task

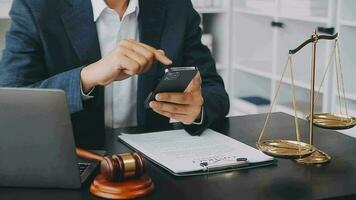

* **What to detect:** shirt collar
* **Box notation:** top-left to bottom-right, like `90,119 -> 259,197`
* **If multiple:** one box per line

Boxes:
91,0 -> 139,22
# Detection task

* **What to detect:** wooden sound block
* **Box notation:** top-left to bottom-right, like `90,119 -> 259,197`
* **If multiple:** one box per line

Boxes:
90,174 -> 154,199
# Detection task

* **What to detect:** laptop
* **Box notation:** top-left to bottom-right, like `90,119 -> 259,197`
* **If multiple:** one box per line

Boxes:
0,88 -> 101,189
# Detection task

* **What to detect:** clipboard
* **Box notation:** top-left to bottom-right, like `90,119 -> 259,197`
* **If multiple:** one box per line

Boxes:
117,129 -> 277,176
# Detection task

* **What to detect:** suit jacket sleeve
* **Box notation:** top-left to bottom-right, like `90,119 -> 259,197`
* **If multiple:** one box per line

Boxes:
182,0 -> 230,135
0,0 -> 83,113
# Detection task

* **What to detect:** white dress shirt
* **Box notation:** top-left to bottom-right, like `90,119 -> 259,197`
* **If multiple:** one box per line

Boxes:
86,0 -> 203,128
90,0 -> 139,128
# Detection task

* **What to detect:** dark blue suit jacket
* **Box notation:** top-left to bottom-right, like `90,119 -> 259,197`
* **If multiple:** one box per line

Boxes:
0,0 -> 229,148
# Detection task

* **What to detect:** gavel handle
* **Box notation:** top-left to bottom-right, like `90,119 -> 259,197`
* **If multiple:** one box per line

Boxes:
76,148 -> 104,162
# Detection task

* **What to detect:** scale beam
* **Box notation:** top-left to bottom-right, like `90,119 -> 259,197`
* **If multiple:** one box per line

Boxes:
289,33 -> 338,55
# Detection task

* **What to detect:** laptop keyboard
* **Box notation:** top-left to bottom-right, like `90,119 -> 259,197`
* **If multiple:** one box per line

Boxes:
78,163 -> 90,175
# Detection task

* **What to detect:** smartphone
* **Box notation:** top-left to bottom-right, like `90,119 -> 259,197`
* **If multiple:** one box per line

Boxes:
144,66 -> 198,108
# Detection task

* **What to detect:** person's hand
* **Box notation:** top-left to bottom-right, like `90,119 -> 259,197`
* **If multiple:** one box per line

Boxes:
81,39 -> 172,93
149,72 -> 204,125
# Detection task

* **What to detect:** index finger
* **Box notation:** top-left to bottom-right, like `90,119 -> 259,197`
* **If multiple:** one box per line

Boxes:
153,50 -> 172,65
128,39 -> 172,65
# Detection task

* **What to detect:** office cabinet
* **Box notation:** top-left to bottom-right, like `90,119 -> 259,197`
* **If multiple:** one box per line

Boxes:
230,0 -> 339,118
191,0 -> 232,94
335,0 -> 356,135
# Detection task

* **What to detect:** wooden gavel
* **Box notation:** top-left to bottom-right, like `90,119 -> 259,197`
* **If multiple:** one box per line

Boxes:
76,148 -> 145,182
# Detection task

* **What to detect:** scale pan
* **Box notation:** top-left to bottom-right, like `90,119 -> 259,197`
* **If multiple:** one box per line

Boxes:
307,113 -> 356,130
257,140 -> 315,159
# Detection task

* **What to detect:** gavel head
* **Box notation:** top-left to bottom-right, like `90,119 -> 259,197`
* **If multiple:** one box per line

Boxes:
100,152 -> 145,182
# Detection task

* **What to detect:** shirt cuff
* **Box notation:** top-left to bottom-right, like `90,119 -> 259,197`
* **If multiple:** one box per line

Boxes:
80,81 -> 95,100
192,107 -> 204,125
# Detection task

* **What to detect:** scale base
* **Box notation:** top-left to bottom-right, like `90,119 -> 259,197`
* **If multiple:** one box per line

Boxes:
256,140 -> 315,159
90,174 -> 154,199
295,148 -> 331,165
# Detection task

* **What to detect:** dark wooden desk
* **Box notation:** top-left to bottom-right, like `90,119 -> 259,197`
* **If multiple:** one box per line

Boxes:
1,113 -> 356,200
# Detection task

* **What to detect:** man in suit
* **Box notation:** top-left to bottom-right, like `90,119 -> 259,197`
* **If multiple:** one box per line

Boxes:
0,0 -> 229,148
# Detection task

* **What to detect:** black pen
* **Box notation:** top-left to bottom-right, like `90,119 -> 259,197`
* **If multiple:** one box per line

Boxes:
200,158 -> 249,172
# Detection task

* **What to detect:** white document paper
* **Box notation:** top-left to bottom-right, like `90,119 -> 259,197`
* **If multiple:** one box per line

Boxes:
118,129 -> 274,174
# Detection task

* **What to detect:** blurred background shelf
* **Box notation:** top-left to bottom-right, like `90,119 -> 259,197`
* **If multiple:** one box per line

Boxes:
338,0 -> 356,22
230,0 -> 344,120
233,64 -> 272,79
233,0 -> 277,17
337,20 -> 356,27
275,105 -> 305,118
276,77 -> 323,91
230,96 -> 270,115
277,15 -> 329,24
333,0 -> 356,130
344,93 -> 356,101
196,8 -> 228,14
233,8 -> 275,18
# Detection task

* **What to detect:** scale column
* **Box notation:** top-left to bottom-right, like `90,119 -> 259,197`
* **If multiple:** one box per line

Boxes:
296,31 -> 331,165
309,31 -> 317,145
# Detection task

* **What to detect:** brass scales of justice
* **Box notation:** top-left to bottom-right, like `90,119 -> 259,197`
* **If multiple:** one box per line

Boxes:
256,30 -> 356,165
